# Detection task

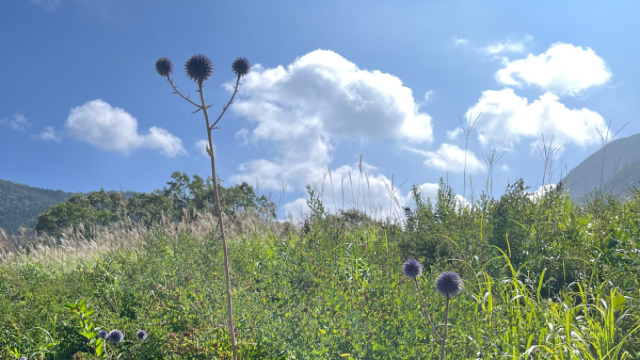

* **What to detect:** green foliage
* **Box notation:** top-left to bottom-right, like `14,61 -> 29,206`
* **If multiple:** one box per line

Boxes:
2,180 -> 640,359
33,172 -> 276,238
0,179 -> 75,234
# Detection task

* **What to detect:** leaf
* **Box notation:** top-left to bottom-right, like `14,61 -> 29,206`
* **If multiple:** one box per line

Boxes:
612,293 -> 625,311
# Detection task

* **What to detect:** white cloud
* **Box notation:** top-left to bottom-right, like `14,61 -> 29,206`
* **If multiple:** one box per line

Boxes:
406,144 -> 485,174
483,35 -> 532,55
447,128 -> 461,140
500,164 -> 510,172
453,37 -> 469,46
64,99 -> 186,157
229,49 -> 433,190
30,0 -> 61,10
32,126 -> 61,142
7,114 -> 30,131
467,88 -> 607,149
495,42 -> 611,96
281,162 -> 445,220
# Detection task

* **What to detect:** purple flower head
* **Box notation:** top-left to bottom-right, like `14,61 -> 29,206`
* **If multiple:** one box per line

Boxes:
231,57 -> 250,77
402,259 -> 423,279
435,271 -> 463,297
136,329 -> 147,341
107,329 -> 124,344
185,54 -> 213,83
97,329 -> 109,340
155,57 -> 173,77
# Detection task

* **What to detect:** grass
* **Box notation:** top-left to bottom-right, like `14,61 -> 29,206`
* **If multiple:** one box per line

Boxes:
1,185 -> 640,359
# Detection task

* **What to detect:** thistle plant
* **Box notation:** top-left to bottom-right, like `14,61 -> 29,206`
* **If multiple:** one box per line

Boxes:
403,259 -> 463,360
155,53 -> 250,360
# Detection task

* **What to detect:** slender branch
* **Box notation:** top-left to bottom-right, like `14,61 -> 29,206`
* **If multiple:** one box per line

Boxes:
414,278 -> 443,342
198,80 -> 238,360
211,76 -> 241,130
165,75 -> 201,108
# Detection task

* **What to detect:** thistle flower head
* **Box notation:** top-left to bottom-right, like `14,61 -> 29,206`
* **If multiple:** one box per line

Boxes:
402,259 -> 422,278
136,329 -> 147,341
435,271 -> 463,297
231,57 -> 250,77
20,357 -> 27,360
185,54 -> 213,83
155,57 -> 173,77
97,329 -> 109,340
107,329 -> 124,344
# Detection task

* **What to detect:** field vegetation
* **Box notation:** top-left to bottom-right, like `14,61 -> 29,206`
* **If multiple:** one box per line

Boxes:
1,176 -> 640,359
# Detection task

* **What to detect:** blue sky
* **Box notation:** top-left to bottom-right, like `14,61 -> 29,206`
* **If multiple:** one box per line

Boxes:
1,0 -> 639,217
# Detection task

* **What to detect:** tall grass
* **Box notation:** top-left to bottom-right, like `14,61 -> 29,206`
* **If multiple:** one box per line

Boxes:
1,182 -> 639,359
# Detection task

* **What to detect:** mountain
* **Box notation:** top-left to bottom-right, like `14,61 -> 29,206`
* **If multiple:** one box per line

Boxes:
564,132 -> 640,199
0,179 -> 76,234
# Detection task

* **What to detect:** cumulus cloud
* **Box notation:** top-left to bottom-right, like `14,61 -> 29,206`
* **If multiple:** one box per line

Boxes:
466,88 -> 607,149
229,49 -> 433,190
32,126 -> 61,142
280,162 -> 448,220
406,144 -> 485,174
64,99 -> 186,157
483,35 -> 532,55
495,42 -> 611,96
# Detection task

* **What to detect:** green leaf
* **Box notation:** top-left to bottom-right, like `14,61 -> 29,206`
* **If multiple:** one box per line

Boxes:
612,293 -> 625,311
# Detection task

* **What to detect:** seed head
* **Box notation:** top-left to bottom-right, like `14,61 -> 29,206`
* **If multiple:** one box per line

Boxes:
97,329 -> 109,340
231,57 -> 250,77
185,54 -> 213,83
434,271 -> 463,297
107,329 -> 124,344
136,329 -> 147,341
402,259 -> 422,278
155,57 -> 173,77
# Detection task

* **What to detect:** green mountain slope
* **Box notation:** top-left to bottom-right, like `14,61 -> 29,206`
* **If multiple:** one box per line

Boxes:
565,132 -> 640,198
0,179 -> 75,234
601,159 -> 640,198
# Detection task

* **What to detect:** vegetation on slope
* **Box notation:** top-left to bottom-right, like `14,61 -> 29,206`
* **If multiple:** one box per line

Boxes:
0,179 -> 75,234
1,179 -> 640,359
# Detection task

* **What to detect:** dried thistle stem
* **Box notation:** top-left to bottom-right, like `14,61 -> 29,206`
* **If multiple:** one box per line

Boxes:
198,78 -> 239,360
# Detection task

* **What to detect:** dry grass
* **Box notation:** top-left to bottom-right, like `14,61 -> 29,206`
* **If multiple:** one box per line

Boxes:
0,208 -> 294,267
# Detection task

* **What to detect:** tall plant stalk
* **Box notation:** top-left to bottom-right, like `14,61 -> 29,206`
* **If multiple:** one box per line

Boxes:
155,55 -> 250,360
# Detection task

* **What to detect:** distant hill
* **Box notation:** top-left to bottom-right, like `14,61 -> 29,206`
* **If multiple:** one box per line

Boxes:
565,132 -> 640,199
0,179 -> 76,234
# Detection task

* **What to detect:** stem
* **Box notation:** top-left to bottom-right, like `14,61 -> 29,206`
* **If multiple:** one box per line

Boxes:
166,76 -> 201,108
413,278 -> 443,342
198,80 -> 238,360
211,76 -> 241,130
440,295 -> 450,360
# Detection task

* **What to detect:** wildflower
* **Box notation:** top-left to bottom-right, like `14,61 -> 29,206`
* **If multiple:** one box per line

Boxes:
185,54 -> 213,83
136,329 -> 147,341
402,259 -> 422,279
97,329 -> 109,340
20,357 -> 27,360
107,329 -> 124,344
231,57 -> 250,77
434,271 -> 463,297
155,57 -> 174,77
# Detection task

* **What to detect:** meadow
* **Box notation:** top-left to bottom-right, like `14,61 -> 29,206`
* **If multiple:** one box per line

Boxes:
1,179 -> 639,359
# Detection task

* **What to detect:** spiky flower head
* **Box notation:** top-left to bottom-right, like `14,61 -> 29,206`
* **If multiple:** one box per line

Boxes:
107,329 -> 124,344
98,329 -> 109,340
136,329 -> 147,341
20,357 -> 27,360
231,57 -> 250,77
185,54 -> 213,83
155,57 -> 173,77
402,259 -> 422,278
435,271 -> 463,297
